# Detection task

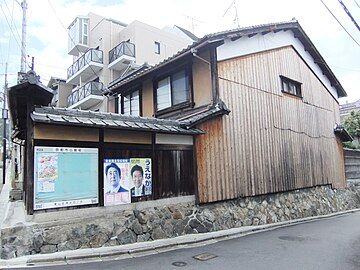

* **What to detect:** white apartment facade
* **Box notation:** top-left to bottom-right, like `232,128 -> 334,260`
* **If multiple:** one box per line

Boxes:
61,12 -> 195,113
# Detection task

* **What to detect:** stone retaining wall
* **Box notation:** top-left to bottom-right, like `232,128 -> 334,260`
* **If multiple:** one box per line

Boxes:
2,184 -> 360,259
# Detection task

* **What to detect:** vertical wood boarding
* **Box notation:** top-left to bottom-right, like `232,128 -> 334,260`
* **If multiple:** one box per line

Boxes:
196,46 -> 346,203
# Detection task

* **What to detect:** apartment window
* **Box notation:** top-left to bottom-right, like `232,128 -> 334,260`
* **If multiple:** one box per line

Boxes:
156,69 -> 190,112
280,76 -> 302,97
154,41 -> 160,54
120,90 -> 140,116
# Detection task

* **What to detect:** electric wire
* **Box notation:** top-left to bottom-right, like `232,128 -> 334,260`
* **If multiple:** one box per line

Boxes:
2,0 -> 21,41
354,0 -> 360,9
337,0 -> 360,32
320,0 -> 360,46
0,4 -> 21,49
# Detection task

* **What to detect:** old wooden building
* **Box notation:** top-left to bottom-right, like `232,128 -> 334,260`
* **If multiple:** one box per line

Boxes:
107,20 -> 350,204
9,20 -> 351,214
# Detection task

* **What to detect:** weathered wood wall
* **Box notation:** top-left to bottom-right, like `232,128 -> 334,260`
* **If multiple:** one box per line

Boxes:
196,46 -> 346,203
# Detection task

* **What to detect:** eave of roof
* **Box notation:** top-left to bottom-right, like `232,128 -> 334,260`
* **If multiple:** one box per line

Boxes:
31,107 -> 204,135
177,101 -> 231,128
108,20 -> 346,98
334,124 -> 353,142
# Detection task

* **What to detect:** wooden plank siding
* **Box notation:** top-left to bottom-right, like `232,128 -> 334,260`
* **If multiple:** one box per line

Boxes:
196,46 -> 345,203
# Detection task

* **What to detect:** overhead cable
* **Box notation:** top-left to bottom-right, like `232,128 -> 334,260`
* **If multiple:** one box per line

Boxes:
320,0 -> 360,46
337,0 -> 360,32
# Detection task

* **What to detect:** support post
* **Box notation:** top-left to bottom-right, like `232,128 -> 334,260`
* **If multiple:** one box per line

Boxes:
2,63 -> 8,184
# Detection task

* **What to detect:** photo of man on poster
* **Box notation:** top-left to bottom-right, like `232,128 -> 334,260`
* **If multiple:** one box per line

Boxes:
104,161 -> 131,205
105,163 -> 128,193
130,164 -> 145,197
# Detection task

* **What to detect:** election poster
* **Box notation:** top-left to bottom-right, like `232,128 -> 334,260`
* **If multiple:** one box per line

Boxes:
103,158 -> 152,206
103,159 -> 131,206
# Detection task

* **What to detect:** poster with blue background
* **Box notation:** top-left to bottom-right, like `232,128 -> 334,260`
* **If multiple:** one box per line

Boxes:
34,146 -> 98,210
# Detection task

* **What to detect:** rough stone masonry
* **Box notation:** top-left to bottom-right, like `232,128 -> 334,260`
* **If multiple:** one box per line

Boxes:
1,183 -> 360,259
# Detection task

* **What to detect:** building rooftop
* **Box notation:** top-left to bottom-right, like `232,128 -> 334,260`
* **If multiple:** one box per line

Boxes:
107,20 -> 347,98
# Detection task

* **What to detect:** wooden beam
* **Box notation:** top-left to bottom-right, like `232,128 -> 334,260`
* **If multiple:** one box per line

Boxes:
230,35 -> 242,41
261,30 -> 271,35
210,47 -> 219,102
26,101 -> 34,215
151,132 -> 156,200
98,128 -> 104,206
192,136 -> 200,204
248,33 -> 257,38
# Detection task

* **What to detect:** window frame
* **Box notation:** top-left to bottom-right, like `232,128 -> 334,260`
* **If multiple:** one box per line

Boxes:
154,41 -> 160,54
154,65 -> 193,116
280,75 -> 302,98
118,87 -> 142,117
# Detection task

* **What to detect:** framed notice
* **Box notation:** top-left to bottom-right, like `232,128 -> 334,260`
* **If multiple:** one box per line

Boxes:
34,146 -> 99,210
104,158 -> 152,206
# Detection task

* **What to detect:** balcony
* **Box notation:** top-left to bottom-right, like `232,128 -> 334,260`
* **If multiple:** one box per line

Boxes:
108,41 -> 135,71
67,49 -> 104,85
67,81 -> 105,109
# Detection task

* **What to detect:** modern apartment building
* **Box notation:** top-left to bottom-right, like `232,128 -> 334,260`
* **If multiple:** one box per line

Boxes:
340,99 -> 360,121
54,12 -> 195,112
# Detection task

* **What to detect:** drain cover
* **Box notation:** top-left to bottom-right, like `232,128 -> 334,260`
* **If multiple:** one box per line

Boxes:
193,252 -> 218,261
172,261 -> 187,267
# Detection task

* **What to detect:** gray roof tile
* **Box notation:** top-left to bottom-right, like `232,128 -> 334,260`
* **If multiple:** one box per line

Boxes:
31,106 -> 203,135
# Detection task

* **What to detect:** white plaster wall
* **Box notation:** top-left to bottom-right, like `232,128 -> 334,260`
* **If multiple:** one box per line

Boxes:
121,21 -> 192,66
156,134 -> 193,145
216,31 -> 339,99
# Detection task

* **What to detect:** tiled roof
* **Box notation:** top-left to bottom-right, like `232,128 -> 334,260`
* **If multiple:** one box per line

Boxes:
31,107 -> 204,135
176,101 -> 231,128
107,20 -> 346,98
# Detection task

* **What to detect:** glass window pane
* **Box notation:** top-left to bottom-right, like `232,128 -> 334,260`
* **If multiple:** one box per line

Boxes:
123,94 -> 131,115
131,91 -> 140,116
172,70 -> 189,105
118,95 -> 122,113
154,42 -> 160,54
78,19 -> 83,44
157,77 -> 171,111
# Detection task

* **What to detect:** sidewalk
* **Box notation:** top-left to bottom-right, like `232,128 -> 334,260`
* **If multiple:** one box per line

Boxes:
0,163 -> 11,229
1,208 -> 359,268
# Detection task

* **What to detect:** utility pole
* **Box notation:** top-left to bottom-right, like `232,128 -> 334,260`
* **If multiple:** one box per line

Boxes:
2,63 -> 8,184
20,0 -> 28,73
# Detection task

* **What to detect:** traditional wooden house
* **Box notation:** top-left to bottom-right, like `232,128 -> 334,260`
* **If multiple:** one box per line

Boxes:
106,20 -> 350,203
9,20 -> 351,215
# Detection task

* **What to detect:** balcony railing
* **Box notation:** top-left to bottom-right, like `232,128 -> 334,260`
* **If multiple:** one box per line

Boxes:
67,49 -> 103,79
67,81 -> 105,107
109,41 -> 135,64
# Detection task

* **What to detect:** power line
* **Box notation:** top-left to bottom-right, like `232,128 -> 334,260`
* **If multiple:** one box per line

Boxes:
1,0 -> 21,41
320,0 -> 360,46
354,0 -> 360,9
0,3 -> 21,48
337,0 -> 360,32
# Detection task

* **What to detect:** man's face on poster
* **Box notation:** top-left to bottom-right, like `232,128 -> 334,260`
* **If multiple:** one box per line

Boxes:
132,170 -> 143,188
107,167 -> 120,188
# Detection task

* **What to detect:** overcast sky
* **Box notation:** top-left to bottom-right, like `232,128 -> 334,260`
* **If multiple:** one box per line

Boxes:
0,0 -> 359,104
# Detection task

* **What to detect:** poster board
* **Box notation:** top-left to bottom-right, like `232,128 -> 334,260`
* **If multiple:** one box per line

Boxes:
104,158 -> 152,206
34,146 -> 99,210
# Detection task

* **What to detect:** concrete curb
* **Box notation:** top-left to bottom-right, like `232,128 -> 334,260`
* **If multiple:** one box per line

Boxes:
1,207 -> 360,268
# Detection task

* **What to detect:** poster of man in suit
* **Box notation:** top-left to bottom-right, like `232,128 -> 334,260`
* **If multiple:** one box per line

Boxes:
103,158 -> 151,205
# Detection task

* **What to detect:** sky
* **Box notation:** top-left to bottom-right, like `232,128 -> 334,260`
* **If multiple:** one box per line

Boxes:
0,0 -> 359,105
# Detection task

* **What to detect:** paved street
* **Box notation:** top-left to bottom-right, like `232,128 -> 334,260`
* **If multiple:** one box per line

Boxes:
11,211 -> 360,270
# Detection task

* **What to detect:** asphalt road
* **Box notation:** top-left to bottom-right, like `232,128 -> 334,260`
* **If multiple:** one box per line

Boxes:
14,211 -> 360,270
